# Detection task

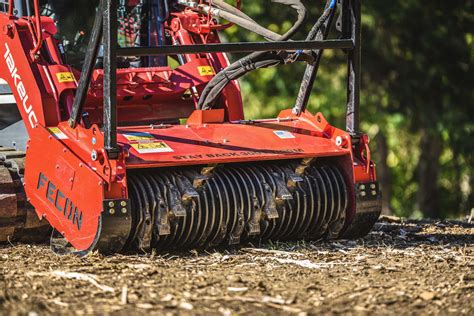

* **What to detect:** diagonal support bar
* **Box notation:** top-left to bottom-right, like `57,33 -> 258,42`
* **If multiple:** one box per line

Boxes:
68,0 -> 104,128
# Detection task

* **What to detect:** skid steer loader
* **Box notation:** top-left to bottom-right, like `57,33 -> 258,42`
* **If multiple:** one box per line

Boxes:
0,0 -> 381,255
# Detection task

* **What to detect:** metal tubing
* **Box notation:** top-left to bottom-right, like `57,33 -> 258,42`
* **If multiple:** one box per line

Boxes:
346,0 -> 361,135
103,0 -> 119,157
7,0 -> 13,15
117,39 -> 354,56
68,1 -> 104,128
30,0 -> 43,57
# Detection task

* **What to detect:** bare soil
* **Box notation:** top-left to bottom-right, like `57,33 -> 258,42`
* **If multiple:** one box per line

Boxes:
1,217 -> 473,315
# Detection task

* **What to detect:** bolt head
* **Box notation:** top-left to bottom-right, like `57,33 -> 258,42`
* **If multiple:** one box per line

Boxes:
120,201 -> 127,207
108,201 -> 115,208
109,208 -> 116,215
121,208 -> 127,214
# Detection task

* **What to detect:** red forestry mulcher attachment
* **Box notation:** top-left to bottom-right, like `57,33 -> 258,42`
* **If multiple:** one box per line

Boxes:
0,0 -> 381,255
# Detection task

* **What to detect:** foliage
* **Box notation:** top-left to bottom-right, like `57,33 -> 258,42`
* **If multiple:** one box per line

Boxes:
223,0 -> 473,218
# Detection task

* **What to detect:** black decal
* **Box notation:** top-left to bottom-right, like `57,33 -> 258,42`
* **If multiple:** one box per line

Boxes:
67,201 -> 74,220
73,209 -> 83,231
37,172 -> 47,189
55,190 -> 65,212
36,173 -> 85,231
46,181 -> 56,203
63,198 -> 69,216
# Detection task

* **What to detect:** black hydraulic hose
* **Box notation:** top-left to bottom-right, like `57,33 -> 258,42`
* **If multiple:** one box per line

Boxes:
293,0 -> 336,115
266,0 -> 307,41
198,0 -> 306,110
306,0 -> 335,42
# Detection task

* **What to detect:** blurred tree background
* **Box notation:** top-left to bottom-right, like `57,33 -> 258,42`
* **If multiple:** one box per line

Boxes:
222,0 -> 473,218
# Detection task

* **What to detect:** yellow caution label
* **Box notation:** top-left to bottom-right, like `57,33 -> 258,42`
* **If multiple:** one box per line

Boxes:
131,142 -> 174,154
56,72 -> 76,83
48,127 -> 68,140
198,66 -> 215,76
123,132 -> 155,142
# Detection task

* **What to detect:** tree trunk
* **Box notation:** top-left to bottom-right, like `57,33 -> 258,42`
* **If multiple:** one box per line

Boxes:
376,132 -> 392,215
417,128 -> 443,218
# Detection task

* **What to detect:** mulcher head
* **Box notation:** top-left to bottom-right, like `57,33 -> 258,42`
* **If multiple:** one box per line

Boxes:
0,0 -> 381,255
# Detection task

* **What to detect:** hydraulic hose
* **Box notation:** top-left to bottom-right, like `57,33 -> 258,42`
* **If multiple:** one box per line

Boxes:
198,0 -> 307,110
306,0 -> 336,42
216,9 -> 281,41
211,0 -> 306,41
293,0 -> 337,115
212,0 -> 256,23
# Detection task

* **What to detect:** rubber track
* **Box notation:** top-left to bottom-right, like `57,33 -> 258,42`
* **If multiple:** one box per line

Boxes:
0,147 -> 51,243
127,162 -> 348,251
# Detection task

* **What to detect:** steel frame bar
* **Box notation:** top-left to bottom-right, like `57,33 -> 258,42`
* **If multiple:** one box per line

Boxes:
345,0 -> 361,135
102,0 -> 120,157
117,39 -> 354,56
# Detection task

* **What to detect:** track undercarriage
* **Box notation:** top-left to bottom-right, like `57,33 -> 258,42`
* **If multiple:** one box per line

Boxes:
0,147 -> 50,242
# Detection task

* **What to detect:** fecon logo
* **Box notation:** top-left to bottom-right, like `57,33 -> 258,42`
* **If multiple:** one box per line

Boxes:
37,172 -> 83,231
3,43 -> 38,128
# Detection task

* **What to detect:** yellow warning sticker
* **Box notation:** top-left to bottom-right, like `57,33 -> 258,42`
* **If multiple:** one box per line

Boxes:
48,127 -> 68,140
198,66 -> 215,76
131,142 -> 174,154
56,72 -> 76,83
123,132 -> 155,142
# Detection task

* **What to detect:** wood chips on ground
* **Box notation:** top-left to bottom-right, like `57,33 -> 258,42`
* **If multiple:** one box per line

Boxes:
0,217 -> 472,315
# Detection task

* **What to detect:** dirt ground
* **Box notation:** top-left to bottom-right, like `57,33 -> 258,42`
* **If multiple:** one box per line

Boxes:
0,217 -> 472,315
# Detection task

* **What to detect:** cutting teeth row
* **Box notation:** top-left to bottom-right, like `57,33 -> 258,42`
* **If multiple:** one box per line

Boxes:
126,162 -> 348,251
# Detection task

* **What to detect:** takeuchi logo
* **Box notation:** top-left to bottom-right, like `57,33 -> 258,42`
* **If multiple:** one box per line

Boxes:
3,42 -> 38,128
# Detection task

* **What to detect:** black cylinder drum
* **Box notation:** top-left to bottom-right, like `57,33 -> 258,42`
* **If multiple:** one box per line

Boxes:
126,160 -> 349,251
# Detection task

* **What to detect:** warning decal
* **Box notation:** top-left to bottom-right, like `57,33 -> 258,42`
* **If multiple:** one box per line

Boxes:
273,130 -> 295,139
198,66 -> 215,76
48,127 -> 68,140
131,142 -> 174,154
123,132 -> 156,141
56,72 -> 76,83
